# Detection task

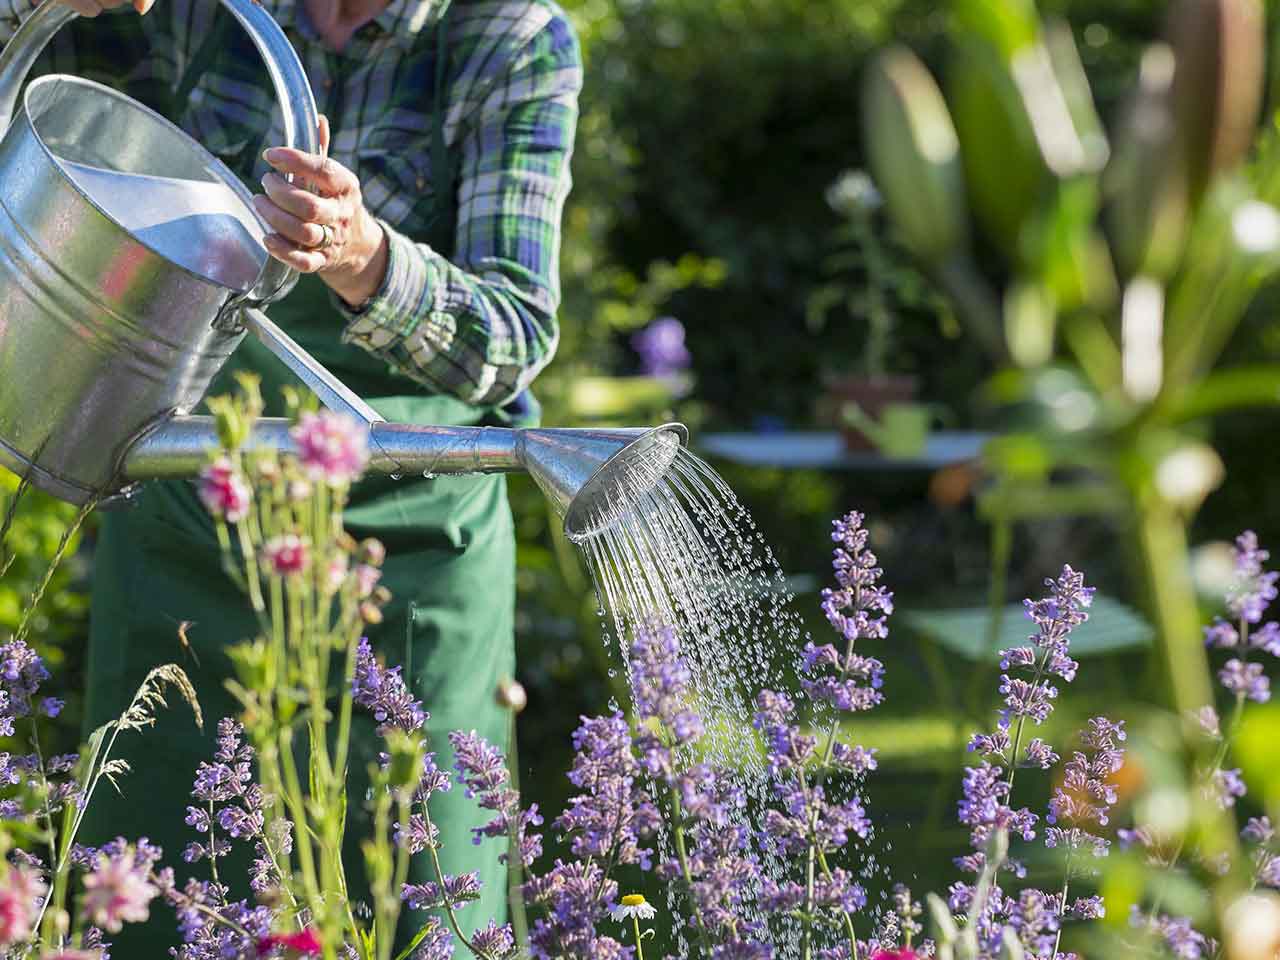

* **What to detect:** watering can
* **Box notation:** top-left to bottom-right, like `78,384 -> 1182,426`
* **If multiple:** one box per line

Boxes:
0,0 -> 686,541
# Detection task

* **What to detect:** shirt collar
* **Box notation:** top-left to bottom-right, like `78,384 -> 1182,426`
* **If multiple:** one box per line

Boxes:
266,0 -> 448,49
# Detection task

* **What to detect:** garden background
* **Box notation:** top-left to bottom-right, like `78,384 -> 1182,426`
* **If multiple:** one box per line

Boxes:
5,0 -> 1280,935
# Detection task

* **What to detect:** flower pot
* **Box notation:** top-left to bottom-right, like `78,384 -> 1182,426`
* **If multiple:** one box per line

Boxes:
821,375 -> 920,452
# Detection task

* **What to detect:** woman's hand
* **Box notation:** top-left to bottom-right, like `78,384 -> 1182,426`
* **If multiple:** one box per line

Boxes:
45,0 -> 155,18
254,116 -> 390,308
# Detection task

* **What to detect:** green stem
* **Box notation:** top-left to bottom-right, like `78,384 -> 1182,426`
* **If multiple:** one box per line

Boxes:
421,804 -> 490,958
633,916 -> 646,960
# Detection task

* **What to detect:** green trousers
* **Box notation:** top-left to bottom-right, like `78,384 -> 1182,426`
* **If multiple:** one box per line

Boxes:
83,468 -> 516,955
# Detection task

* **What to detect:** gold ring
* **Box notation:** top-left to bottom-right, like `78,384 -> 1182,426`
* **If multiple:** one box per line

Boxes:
313,223 -> 334,250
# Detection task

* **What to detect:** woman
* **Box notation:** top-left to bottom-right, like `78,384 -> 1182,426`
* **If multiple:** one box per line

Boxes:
0,0 -> 581,951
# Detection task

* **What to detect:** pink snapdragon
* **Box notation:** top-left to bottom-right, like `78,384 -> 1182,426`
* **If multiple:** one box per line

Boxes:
0,865 -> 45,944
198,457 -> 251,523
263,535 -> 310,577
291,411 -> 368,486
80,850 -> 158,933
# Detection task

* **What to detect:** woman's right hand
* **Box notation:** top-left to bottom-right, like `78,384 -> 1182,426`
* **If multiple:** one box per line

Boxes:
41,0 -> 154,18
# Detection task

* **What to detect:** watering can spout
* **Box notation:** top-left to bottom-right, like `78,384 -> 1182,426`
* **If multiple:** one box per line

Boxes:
122,417 -> 689,539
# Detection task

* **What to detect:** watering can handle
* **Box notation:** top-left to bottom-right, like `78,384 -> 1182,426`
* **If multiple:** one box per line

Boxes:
0,0 -> 319,305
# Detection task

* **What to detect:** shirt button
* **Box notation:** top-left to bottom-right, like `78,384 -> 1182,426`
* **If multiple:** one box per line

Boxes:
416,177 -> 426,190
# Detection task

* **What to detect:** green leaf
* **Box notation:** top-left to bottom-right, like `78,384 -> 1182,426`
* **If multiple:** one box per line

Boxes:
1172,364 -> 1280,421
394,920 -> 445,960
902,593 -> 1154,662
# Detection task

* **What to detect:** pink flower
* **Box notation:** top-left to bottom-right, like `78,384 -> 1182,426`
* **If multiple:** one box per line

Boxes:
354,564 -> 381,598
198,457 -> 251,523
257,928 -> 322,957
263,535 -> 310,577
325,554 -> 349,594
290,411 -> 368,486
0,865 -> 46,944
80,850 -> 158,933
40,952 -> 101,959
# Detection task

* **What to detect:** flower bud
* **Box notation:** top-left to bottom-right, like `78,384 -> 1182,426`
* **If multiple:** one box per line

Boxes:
1225,892 -> 1280,960
359,538 -> 386,567
287,479 -> 313,503
495,679 -> 528,714
382,729 -> 426,796
947,36 -> 1044,257
359,601 -> 383,625
1168,0 -> 1265,204
1106,44 -> 1189,281
862,47 -> 969,267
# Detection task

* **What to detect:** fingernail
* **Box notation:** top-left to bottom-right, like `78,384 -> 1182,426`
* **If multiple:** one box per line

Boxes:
262,148 -> 281,165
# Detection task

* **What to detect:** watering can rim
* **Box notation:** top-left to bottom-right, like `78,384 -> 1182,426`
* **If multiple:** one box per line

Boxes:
560,421 -> 688,542
16,73 -> 270,297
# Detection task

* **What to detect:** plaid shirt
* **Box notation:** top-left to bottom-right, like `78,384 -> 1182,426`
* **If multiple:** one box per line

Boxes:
0,0 -> 581,421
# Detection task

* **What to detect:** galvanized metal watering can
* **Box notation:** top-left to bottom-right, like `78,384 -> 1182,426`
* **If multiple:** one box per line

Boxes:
0,0 -> 686,539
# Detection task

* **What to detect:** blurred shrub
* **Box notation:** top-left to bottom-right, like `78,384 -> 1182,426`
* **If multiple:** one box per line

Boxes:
0,468 -> 92,745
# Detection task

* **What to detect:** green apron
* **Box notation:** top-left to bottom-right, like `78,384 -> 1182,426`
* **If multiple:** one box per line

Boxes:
82,8 -> 517,953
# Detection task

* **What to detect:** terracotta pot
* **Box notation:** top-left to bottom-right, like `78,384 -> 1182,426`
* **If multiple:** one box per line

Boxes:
820,374 -> 920,452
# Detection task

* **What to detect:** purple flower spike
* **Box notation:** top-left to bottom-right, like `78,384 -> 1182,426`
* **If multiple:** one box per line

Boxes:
351,638 -> 428,733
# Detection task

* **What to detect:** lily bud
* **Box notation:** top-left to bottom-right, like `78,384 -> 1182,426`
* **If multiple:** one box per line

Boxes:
862,47 -> 969,268
1106,44 -> 1190,281
1168,0 -> 1265,204
948,36 -> 1046,257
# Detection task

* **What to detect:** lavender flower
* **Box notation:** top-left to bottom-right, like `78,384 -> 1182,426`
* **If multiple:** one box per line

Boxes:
166,878 -> 274,960
1209,767 -> 1248,809
352,638 -> 427,734
556,713 -> 659,869
449,731 -> 543,867
470,921 -> 515,958
1130,906 -> 1218,959
1226,531 -> 1278,624
805,511 -> 892,713
1044,717 -> 1126,861
1218,658 -> 1270,703
402,872 -> 481,911
632,316 -> 692,377
524,859 -> 625,960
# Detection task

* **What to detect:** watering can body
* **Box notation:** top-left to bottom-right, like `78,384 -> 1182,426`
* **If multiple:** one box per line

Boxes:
0,2 -> 690,529
0,0 -> 320,504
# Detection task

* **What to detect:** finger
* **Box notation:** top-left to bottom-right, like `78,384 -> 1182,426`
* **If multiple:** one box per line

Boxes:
260,172 -> 341,223
61,0 -> 106,16
251,195 -> 326,250
263,233 -> 328,274
132,0 -> 155,12
262,146 -> 355,195
318,114 -> 331,157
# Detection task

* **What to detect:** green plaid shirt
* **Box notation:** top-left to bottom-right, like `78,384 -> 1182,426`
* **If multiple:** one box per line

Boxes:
1,0 -> 581,422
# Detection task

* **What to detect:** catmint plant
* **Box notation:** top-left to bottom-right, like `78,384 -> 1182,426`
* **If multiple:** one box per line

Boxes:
754,511 -> 887,960
1119,531 -> 1280,957
950,565 -> 1126,959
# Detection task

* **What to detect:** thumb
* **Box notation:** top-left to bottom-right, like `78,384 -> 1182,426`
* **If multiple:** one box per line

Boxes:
318,114 -> 331,157
132,0 -> 155,13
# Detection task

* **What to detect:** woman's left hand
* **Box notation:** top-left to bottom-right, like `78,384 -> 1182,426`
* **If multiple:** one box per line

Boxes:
253,116 -> 389,307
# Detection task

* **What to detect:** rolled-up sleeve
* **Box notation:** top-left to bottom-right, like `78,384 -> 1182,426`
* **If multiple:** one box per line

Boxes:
341,9 -> 582,409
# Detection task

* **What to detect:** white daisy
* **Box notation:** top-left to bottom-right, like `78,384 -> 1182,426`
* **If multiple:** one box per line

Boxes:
611,893 -> 657,922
